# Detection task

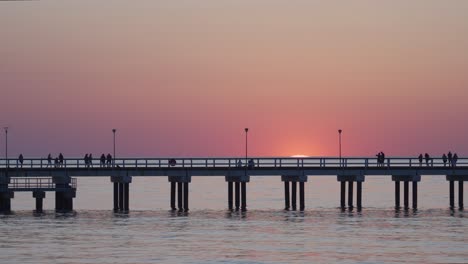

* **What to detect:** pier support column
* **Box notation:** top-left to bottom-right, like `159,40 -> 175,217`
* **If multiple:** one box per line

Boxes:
171,182 -> 176,211
459,181 -> 464,209
340,181 -> 346,209
226,174 -> 250,211
291,181 -> 297,211
168,175 -> 191,212
299,182 -> 305,211
0,176 -> 13,213
184,182 -> 189,212
228,181 -> 233,210
446,175 -> 467,210
235,182 -> 240,211
412,182 -> 418,209
281,175 -> 307,211
348,181 -> 354,209
284,181 -> 290,210
337,175 -> 365,210
357,182 -> 362,211
177,182 -> 183,211
392,175 -> 420,211
403,181 -> 409,210
33,191 -> 45,213
241,182 -> 247,211
111,175 -> 132,212
395,181 -> 400,209
113,182 -> 119,211
53,176 -> 76,213
449,180 -> 455,209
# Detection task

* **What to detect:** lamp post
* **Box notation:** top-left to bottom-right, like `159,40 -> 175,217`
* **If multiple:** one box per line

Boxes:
112,129 -> 116,167
3,127 -> 8,168
338,129 -> 342,167
244,128 -> 249,165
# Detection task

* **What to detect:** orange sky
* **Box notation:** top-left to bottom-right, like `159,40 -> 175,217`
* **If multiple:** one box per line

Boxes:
1,1 -> 468,157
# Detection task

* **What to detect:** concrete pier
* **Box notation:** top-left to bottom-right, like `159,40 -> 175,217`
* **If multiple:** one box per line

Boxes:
111,175 -> 132,212
169,175 -> 191,212
446,175 -> 467,210
0,176 -> 12,213
392,175 -> 421,210
281,175 -> 307,211
337,175 -> 364,210
226,174 -> 250,211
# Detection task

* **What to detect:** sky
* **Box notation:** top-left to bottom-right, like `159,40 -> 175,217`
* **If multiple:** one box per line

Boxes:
1,0 -> 468,158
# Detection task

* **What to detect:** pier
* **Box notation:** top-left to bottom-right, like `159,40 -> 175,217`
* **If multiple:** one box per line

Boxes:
0,157 -> 466,213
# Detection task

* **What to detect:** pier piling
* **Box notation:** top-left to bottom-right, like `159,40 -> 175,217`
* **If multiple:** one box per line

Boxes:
284,181 -> 290,210
281,175 -> 307,211
33,191 -> 45,213
446,175 -> 467,210
171,182 -> 176,210
235,182 -> 240,211
392,175 -> 420,211
299,182 -> 305,211
111,175 -> 132,212
459,181 -> 464,209
291,181 -> 297,211
226,174 -> 250,211
412,181 -> 418,209
228,181 -> 233,210
395,181 -> 400,209
337,175 -> 364,210
348,181 -> 354,209
357,182 -> 362,210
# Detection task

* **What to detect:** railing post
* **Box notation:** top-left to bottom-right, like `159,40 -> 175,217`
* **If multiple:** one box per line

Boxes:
387,159 -> 390,168
409,159 -> 412,167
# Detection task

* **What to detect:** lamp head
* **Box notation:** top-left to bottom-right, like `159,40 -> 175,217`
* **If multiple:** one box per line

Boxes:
338,129 -> 342,134
245,128 -> 249,133
112,129 -> 116,133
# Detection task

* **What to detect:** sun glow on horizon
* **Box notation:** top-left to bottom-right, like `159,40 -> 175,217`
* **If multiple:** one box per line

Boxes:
290,154 -> 309,158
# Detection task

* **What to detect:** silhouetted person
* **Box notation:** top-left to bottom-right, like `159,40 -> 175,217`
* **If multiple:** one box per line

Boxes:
442,154 -> 448,167
376,153 -> 381,167
89,153 -> 93,167
59,153 -> 64,167
47,154 -> 52,168
448,152 -> 453,167
84,154 -> 89,167
237,159 -> 243,167
248,159 -> 255,169
18,154 -> 24,168
418,154 -> 423,167
54,157 -> 59,168
106,153 -> 112,167
381,152 -> 385,166
100,154 -> 106,167
424,153 -> 430,166
453,153 -> 458,167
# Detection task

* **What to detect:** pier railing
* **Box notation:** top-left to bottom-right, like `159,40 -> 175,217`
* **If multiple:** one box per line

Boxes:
0,157 -> 466,169
4,177 -> 77,191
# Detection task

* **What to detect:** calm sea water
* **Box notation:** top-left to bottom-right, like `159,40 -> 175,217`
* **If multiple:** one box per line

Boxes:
1,176 -> 467,263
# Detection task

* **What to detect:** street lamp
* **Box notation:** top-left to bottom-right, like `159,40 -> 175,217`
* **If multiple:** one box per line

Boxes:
4,127 -> 8,168
244,128 -> 249,166
112,129 -> 116,167
338,129 -> 342,167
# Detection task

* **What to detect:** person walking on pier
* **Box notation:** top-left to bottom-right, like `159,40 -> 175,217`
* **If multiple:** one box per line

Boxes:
100,154 -> 106,167
47,154 -> 52,168
424,153 -> 431,167
106,153 -> 112,167
452,153 -> 458,167
448,152 -> 453,167
418,154 -> 423,167
59,153 -> 64,167
18,154 -> 24,168
89,153 -> 93,168
237,159 -> 243,167
84,154 -> 89,167
442,154 -> 448,167
248,159 -> 255,169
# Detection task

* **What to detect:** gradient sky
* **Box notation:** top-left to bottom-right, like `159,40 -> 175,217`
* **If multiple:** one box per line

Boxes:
1,1 -> 468,157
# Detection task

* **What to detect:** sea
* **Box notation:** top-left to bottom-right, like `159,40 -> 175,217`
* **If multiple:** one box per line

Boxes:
1,176 -> 467,264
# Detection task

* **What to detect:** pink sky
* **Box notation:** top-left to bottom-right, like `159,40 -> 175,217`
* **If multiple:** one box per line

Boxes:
1,1 -> 468,157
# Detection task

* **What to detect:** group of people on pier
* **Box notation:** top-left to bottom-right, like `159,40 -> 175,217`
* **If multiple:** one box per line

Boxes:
417,152 -> 458,167
85,153 -> 113,167
376,152 -> 386,167
236,159 -> 256,168
45,153 -> 64,168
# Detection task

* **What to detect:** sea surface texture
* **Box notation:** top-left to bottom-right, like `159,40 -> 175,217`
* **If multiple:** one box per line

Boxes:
1,176 -> 466,263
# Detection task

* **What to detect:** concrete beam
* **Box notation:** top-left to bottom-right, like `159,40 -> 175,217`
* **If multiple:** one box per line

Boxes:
446,175 -> 468,181
33,191 -> 46,199
110,175 -> 133,183
392,175 -> 421,182
52,176 -> 71,184
225,175 -> 250,182
168,175 -> 191,183
337,175 -> 365,182
281,175 -> 308,182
